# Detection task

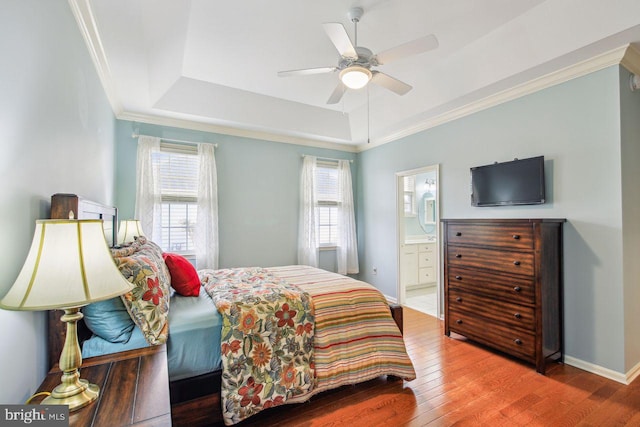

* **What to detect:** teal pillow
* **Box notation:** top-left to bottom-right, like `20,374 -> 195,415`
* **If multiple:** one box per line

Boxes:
83,297 -> 135,343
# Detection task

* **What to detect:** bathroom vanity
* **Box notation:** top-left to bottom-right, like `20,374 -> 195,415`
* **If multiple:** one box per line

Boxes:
400,238 -> 437,289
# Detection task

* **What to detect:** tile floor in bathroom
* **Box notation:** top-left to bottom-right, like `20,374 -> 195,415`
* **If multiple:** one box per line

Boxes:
405,285 -> 437,318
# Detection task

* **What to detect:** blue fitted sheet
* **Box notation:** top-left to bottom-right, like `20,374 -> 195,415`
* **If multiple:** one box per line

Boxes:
82,287 -> 223,381
166,289 -> 223,381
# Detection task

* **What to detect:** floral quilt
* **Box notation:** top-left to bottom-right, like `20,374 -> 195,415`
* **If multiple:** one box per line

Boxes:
199,267 -> 315,425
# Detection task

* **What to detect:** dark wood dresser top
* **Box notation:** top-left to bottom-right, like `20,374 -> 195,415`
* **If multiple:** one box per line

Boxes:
33,345 -> 171,426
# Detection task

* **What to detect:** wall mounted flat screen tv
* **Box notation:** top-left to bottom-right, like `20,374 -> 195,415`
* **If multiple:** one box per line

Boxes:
471,156 -> 545,207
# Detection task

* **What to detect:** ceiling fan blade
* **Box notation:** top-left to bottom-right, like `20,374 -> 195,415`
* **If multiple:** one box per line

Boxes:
326,82 -> 346,104
371,71 -> 412,95
323,23 -> 357,59
374,34 -> 439,65
278,66 -> 336,77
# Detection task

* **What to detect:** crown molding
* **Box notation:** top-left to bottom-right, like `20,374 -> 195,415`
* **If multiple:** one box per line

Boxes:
357,44 -> 633,152
117,44 -> 633,154
620,44 -> 640,75
118,111 -> 358,153
70,0 -> 357,153
70,0 -> 634,155
68,0 -> 123,116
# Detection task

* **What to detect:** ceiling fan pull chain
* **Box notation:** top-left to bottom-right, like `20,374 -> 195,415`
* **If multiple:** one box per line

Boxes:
368,87 -> 371,144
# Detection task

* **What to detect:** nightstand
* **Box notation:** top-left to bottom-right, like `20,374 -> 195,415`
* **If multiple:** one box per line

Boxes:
31,345 -> 171,426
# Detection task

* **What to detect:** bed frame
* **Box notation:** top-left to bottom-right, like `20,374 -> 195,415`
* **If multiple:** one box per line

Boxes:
47,194 -> 405,413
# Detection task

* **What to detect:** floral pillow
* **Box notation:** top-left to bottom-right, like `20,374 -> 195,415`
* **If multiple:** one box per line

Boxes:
111,237 -> 170,345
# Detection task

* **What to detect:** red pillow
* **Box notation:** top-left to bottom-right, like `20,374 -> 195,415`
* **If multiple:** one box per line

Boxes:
162,253 -> 200,297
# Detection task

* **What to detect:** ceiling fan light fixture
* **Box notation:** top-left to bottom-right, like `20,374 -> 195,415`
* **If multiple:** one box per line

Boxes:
340,66 -> 372,89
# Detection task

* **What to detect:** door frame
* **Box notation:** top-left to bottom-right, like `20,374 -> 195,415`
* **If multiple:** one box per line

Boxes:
395,164 -> 441,318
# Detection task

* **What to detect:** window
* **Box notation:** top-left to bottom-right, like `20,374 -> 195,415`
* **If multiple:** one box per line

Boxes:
298,155 -> 358,274
155,142 -> 199,254
136,136 -> 218,268
404,175 -> 416,216
316,161 -> 339,247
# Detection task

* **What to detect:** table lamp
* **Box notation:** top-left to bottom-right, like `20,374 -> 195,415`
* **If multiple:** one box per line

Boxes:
0,219 -> 134,411
117,219 -> 146,245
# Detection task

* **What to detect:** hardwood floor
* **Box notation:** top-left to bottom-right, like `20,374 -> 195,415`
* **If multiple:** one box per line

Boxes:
186,307 -> 640,426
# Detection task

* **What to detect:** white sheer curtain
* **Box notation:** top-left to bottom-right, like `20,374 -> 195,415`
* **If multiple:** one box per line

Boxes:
298,156 -> 319,267
134,136 -> 163,247
337,160 -> 359,274
195,143 -> 219,269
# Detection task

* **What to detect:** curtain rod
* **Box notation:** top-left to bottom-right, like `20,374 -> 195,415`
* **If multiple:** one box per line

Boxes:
132,132 -> 218,148
302,154 -> 353,163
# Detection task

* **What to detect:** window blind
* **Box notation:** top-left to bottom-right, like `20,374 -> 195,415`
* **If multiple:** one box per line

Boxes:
154,142 -> 200,253
404,175 -> 415,192
157,142 -> 199,202
404,175 -> 416,215
316,161 -> 339,246
316,161 -> 339,202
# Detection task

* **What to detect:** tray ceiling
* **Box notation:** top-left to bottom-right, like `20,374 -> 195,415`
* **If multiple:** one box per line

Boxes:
72,0 -> 640,150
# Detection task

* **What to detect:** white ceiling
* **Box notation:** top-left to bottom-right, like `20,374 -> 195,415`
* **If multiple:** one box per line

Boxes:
73,0 -> 640,150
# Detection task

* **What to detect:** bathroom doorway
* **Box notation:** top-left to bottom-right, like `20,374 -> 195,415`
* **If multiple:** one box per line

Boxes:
396,165 -> 440,318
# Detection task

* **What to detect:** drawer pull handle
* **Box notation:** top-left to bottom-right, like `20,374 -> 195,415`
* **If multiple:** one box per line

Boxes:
514,338 -> 523,345
514,313 -> 522,319
456,232 -> 462,236
514,286 -> 522,292
513,260 -> 521,266
455,275 -> 462,280
456,319 -> 463,325
513,234 -> 520,240
456,297 -> 462,302
455,254 -> 462,258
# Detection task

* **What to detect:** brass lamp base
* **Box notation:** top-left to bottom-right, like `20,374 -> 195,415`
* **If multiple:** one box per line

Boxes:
43,307 -> 100,412
42,378 -> 99,411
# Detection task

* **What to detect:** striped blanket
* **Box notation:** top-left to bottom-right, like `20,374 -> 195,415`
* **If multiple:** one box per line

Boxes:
267,265 -> 416,396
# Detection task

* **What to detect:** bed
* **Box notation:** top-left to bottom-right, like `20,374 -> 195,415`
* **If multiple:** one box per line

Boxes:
48,194 -> 415,425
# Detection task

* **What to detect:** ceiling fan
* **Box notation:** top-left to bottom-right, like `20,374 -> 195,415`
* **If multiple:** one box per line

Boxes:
277,7 -> 439,104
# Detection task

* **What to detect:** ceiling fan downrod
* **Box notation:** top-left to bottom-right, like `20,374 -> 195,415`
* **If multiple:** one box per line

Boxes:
348,7 -> 364,47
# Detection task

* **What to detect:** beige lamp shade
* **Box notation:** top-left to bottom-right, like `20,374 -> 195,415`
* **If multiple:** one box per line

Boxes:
0,219 -> 134,311
118,219 -> 146,245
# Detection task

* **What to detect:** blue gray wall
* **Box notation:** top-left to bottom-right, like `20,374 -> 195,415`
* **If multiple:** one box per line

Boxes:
0,0 -> 117,404
619,66 -> 640,373
357,65 -> 639,376
114,120 -> 357,271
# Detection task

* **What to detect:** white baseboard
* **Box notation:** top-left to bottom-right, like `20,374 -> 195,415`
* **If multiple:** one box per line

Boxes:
624,359 -> 640,384
386,300 -> 640,385
561,355 -> 639,385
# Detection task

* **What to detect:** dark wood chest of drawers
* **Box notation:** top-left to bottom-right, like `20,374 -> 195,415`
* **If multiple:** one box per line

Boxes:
442,218 -> 565,373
